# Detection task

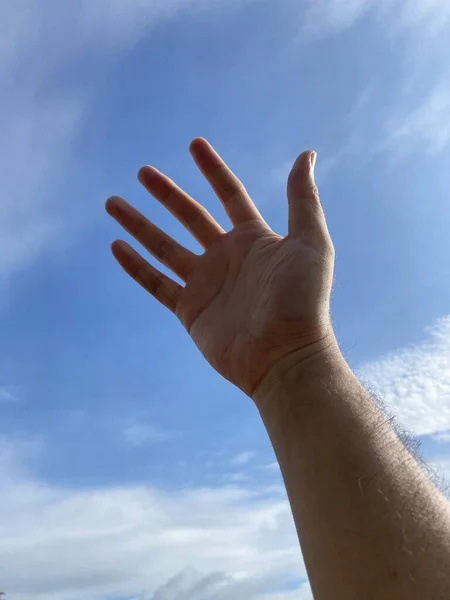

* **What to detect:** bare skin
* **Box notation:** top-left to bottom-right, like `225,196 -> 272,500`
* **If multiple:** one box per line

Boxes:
106,138 -> 450,599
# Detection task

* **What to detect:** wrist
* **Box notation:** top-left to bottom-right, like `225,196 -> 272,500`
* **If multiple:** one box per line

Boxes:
252,334 -> 344,413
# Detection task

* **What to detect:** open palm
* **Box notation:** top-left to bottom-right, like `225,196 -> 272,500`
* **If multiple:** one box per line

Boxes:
106,138 -> 335,396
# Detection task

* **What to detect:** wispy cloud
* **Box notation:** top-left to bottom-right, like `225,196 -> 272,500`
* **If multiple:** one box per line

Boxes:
359,315 -> 450,437
0,0 -> 251,283
0,388 -> 16,402
122,422 -> 171,446
296,1 -> 450,162
395,0 -> 450,34
302,0 -> 373,35
0,94 -> 83,280
222,472 -> 250,484
302,0 -> 450,36
386,87 -> 450,156
271,130 -> 362,188
1,3 -> 85,280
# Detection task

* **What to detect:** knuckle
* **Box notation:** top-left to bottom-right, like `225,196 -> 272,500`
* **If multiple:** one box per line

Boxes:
132,217 -> 147,239
133,263 -> 147,283
147,276 -> 161,297
162,186 -> 177,206
224,184 -> 247,204
134,265 -> 160,296
155,237 -> 171,261
189,207 -> 208,230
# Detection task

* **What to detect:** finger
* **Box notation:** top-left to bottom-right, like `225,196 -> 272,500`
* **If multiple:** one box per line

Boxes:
138,166 -> 225,248
287,150 -> 329,242
111,240 -> 182,313
189,137 -> 263,226
106,196 -> 196,281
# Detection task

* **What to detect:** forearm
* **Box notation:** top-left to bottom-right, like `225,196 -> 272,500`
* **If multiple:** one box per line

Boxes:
254,341 -> 450,600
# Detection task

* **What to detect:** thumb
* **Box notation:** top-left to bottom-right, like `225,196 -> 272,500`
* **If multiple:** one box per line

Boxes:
287,150 -> 327,240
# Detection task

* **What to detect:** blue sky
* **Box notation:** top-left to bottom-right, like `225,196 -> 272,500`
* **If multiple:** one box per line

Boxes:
1,0 -> 450,598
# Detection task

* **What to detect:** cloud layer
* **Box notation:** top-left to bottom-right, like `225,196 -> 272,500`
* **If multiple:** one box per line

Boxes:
0,438 -> 302,600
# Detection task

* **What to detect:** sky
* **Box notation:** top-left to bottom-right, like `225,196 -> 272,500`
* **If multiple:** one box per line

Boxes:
1,0 -> 450,598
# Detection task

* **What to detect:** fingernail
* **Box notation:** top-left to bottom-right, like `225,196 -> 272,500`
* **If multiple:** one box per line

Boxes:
138,165 -> 159,184
310,151 -> 317,173
106,196 -> 127,218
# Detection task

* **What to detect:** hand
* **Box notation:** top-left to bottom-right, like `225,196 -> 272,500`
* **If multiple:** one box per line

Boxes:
105,138 -> 335,397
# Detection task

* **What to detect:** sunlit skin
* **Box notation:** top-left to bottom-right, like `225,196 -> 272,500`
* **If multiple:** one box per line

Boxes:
106,139 -> 450,600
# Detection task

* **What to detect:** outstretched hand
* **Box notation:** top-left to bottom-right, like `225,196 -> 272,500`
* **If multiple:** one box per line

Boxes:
106,139 -> 335,397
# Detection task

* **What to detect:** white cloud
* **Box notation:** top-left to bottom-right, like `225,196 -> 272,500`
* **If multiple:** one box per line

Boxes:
230,451 -> 256,466
0,437 -> 301,600
123,422 -> 171,446
358,315 -> 450,436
